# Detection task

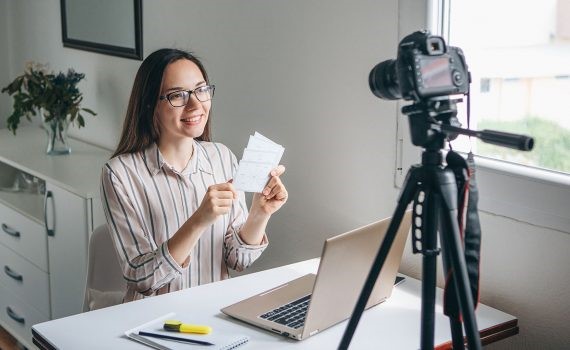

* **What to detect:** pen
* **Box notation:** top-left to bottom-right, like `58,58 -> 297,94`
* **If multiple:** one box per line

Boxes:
139,331 -> 214,346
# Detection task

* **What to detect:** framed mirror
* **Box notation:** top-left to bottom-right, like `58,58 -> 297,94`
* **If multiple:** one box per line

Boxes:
60,0 -> 143,60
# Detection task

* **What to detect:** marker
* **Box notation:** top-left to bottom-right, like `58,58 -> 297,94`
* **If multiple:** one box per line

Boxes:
164,320 -> 213,334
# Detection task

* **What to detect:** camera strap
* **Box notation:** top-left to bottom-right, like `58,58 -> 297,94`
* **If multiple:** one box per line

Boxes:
443,150 -> 482,320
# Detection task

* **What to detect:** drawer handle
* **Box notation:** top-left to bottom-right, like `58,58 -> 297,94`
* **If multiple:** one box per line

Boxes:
1,223 -> 20,238
44,190 -> 55,237
6,306 -> 25,325
4,265 -> 23,282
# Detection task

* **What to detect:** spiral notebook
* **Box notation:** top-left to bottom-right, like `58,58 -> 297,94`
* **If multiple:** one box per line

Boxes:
125,312 -> 249,350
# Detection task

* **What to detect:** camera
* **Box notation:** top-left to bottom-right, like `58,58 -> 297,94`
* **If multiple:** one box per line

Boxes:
369,30 -> 469,101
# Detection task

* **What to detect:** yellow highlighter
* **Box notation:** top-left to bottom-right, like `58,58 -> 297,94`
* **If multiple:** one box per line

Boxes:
163,320 -> 213,334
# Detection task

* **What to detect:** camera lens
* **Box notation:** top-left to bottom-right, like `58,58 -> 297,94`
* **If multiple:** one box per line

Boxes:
369,59 -> 401,100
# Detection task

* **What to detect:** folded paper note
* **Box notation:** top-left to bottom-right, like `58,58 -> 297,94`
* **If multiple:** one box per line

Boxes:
233,132 -> 284,193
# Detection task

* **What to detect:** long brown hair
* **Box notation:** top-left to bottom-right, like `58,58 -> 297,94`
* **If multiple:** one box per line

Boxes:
112,49 -> 212,158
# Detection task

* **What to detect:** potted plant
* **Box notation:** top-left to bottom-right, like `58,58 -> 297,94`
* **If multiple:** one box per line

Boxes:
1,62 -> 96,155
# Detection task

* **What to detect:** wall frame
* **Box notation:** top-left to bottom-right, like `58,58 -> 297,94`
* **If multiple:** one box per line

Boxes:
60,0 -> 143,60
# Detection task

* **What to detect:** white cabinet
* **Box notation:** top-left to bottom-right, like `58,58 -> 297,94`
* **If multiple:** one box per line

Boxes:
45,183 -> 91,319
0,127 -> 110,348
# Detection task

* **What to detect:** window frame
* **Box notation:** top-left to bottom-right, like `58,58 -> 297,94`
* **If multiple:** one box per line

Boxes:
394,0 -> 570,234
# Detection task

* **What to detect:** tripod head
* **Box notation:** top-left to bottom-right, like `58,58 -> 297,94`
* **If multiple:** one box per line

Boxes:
402,97 -> 535,154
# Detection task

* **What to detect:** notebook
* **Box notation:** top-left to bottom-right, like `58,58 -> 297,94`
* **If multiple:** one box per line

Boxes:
221,211 -> 412,340
125,312 -> 249,350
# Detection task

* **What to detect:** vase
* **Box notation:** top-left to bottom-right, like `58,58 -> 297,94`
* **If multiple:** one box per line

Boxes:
43,117 -> 71,155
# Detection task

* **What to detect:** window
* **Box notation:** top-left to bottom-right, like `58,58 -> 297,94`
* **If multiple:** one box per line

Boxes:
446,0 -> 570,175
480,78 -> 490,93
395,0 -> 570,233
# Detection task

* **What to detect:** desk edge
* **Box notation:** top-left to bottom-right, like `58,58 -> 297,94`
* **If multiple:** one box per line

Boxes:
435,319 -> 519,350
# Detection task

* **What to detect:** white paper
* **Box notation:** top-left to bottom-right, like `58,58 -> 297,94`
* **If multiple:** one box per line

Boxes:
242,148 -> 281,163
233,161 -> 274,193
233,132 -> 284,193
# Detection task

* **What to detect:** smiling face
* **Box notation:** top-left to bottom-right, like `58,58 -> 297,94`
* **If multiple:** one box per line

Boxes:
156,59 -> 211,143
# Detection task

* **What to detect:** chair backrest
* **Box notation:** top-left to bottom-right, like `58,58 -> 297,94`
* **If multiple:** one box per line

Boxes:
83,224 -> 126,311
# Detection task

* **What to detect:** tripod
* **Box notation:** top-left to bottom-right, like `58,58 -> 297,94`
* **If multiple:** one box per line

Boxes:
340,97 -> 533,348
340,98 -> 484,350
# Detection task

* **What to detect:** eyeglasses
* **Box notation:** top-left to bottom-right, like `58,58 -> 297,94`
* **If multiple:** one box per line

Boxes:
159,85 -> 215,107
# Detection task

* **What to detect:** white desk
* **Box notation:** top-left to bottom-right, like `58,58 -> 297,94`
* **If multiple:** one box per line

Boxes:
32,259 -> 518,349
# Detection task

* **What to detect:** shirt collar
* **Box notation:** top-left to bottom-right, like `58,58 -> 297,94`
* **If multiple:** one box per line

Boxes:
143,141 -> 213,176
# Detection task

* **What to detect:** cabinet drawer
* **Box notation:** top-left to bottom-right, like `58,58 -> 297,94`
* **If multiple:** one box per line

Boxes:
0,243 -> 50,316
0,202 -> 48,270
0,283 -> 49,350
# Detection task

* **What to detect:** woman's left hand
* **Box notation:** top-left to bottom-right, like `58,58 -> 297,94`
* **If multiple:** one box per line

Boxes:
251,165 -> 288,215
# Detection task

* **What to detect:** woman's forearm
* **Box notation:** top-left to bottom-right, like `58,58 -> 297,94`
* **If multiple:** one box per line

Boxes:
167,214 -> 210,266
239,209 -> 271,245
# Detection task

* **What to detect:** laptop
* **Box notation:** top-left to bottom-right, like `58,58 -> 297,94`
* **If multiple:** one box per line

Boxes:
221,211 -> 412,340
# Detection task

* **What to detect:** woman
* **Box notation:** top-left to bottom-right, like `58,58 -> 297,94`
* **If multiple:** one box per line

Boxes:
101,48 -> 287,302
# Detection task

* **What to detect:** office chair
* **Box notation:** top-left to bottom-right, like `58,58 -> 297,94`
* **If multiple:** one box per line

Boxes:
83,224 -> 126,311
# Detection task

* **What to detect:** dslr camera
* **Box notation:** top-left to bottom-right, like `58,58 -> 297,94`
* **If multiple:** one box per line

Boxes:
369,30 -> 469,101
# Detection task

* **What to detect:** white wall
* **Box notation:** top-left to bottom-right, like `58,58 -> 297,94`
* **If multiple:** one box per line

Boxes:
0,0 -> 10,128
0,0 -> 568,349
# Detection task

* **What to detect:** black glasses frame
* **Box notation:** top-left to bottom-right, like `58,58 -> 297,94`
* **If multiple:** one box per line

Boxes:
159,85 -> 215,107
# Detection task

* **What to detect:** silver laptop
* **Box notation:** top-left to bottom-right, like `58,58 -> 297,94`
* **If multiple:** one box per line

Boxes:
221,211 -> 412,340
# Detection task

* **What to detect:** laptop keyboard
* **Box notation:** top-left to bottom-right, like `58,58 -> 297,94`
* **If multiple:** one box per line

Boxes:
259,294 -> 312,329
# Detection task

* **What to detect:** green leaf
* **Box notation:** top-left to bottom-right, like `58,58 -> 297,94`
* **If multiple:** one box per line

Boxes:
78,114 -> 85,127
1,62 -> 97,133
82,108 -> 97,116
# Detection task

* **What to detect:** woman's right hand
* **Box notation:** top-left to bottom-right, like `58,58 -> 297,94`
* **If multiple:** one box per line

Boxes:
169,182 -> 237,267
194,182 -> 238,226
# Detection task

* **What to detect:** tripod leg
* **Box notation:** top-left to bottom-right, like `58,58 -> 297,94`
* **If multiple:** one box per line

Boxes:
438,170 -> 482,350
338,166 -> 421,350
439,210 -> 467,350
450,318 -> 465,349
420,189 -> 439,349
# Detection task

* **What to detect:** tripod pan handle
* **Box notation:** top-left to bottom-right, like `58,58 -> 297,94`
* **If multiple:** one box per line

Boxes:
478,129 -> 534,151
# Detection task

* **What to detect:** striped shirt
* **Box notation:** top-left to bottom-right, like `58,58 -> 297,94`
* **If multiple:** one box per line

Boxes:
100,141 -> 268,302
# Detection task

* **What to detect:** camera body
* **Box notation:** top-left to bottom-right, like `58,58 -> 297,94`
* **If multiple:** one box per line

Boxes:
369,30 -> 470,101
